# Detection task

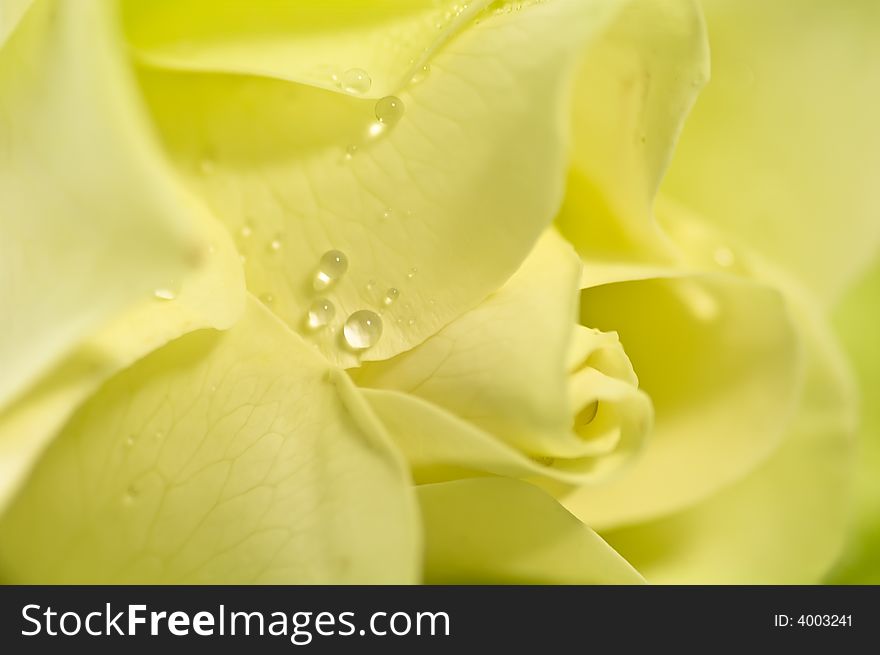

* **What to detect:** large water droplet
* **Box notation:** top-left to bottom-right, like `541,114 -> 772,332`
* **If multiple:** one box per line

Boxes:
308,298 -> 335,329
375,96 -> 405,127
344,310 -> 383,350
314,250 -> 349,290
383,288 -> 400,306
341,68 -> 371,94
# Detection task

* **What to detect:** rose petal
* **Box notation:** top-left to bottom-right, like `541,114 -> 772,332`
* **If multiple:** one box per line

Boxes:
0,299 -> 419,583
419,478 -> 644,584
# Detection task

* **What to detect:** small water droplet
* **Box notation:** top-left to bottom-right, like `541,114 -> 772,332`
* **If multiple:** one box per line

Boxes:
210,384 -> 218,393
267,234 -> 283,254
240,222 -> 253,239
341,68 -> 371,94
383,288 -> 400,306
313,250 -> 349,290
125,434 -> 135,447
407,267 -> 418,280
713,246 -> 736,268
382,208 -> 394,221
308,298 -> 336,329
375,96 -> 405,127
365,279 -> 376,293
123,484 -> 139,505
407,318 -> 416,327
343,144 -> 358,161
199,157 -> 216,175
153,288 -> 176,301
344,310 -> 383,350
410,64 -> 431,85
259,292 -> 276,306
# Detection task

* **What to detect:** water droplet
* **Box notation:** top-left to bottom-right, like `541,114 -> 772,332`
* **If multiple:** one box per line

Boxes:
267,235 -> 283,254
410,64 -> 431,85
313,250 -> 349,290
344,310 -> 383,350
383,288 -> 400,306
210,384 -> 218,393
407,318 -> 416,327
259,292 -> 275,306
713,246 -> 736,268
375,96 -> 405,127
341,68 -> 371,94
123,484 -> 139,505
343,144 -> 358,161
125,435 -> 135,447
239,222 -> 253,239
382,208 -> 394,221
308,298 -> 335,329
199,157 -> 216,175
367,122 -> 386,139
153,288 -> 176,301
407,267 -> 418,280
365,279 -> 376,293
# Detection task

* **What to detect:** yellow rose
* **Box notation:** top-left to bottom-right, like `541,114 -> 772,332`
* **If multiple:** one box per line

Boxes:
0,0 -> 876,584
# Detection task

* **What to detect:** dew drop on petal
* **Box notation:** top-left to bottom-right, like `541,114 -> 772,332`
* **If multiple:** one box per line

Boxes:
314,250 -> 348,290
341,68 -> 371,94
713,246 -> 736,268
344,310 -> 383,350
267,235 -> 283,254
259,292 -> 276,307
407,267 -> 418,280
383,288 -> 399,306
375,96 -> 405,127
153,288 -> 176,301
308,298 -> 335,329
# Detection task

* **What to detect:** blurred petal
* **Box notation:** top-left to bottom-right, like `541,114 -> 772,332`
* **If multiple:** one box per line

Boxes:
0,200 -> 245,512
827,258 -> 880,583
419,478 -> 644,584
355,230 -> 651,474
122,0 -> 492,98
564,273 -> 802,527
0,0 -> 200,409
557,0 -> 708,263
135,0 -> 619,368
662,0 -> 880,302
0,299 -> 419,583
0,0 -> 32,47
602,311 -> 857,583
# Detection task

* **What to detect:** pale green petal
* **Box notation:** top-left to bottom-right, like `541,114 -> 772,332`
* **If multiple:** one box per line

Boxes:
419,478 -> 644,584
0,0 -> 200,409
557,0 -> 708,264
363,387 -> 641,486
662,0 -> 880,303
827,258 -> 880,583
0,299 -> 419,583
602,312 -> 856,584
135,0 -> 620,368
564,273 -> 802,528
0,201 -> 245,512
0,0 -> 32,47
355,230 -> 651,473
122,0 -> 492,98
